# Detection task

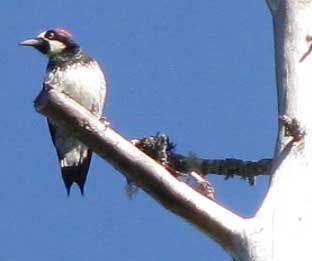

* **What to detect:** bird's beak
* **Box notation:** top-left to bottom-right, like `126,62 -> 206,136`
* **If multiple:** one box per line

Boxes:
19,37 -> 43,47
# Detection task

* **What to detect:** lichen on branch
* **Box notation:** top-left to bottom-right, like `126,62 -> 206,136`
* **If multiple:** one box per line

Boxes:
133,133 -> 272,186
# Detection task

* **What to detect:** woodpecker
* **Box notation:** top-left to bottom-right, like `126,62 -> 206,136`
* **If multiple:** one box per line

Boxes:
20,28 -> 107,195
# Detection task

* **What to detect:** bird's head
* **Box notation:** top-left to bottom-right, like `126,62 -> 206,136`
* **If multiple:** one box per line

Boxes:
20,28 -> 79,57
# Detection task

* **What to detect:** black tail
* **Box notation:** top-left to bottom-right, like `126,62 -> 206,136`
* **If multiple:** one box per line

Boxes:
61,150 -> 92,196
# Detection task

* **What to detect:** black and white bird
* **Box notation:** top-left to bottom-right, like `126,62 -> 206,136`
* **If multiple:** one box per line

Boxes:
20,28 -> 107,195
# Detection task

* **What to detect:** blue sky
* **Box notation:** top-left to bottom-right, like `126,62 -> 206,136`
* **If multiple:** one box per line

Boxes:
2,1 -> 274,260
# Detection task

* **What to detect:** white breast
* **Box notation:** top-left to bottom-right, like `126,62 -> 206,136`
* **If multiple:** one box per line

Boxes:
45,60 -> 107,117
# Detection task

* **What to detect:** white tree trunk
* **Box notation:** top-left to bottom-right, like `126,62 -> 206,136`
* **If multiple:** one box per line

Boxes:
237,1 -> 312,260
33,1 -> 312,260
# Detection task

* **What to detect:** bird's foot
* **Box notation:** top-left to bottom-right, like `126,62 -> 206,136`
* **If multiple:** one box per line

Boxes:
100,117 -> 110,128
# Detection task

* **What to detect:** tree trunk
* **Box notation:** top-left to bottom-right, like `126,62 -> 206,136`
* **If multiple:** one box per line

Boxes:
236,1 -> 312,260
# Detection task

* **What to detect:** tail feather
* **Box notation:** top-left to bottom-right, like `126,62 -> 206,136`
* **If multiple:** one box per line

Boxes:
48,120 -> 93,195
61,150 -> 92,196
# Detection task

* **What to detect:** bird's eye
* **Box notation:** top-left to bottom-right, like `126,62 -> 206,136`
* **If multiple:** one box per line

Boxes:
45,31 -> 55,39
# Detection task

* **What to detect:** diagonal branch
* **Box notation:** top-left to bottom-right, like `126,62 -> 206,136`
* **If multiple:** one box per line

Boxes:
34,89 -> 246,255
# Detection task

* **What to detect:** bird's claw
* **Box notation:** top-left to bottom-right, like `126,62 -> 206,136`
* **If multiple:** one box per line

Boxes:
100,117 -> 110,128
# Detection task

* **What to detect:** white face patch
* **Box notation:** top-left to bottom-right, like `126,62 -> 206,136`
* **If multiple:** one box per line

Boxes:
37,31 -> 66,56
47,40 -> 66,56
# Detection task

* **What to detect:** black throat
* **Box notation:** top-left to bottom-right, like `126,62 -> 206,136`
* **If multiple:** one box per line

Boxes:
47,48 -> 93,70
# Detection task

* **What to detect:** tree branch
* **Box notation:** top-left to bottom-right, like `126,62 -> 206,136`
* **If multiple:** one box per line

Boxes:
132,134 -> 271,186
34,89 -> 246,255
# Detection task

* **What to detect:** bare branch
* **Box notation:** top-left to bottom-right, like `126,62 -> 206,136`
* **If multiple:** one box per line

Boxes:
34,89 -> 246,254
133,134 -> 272,186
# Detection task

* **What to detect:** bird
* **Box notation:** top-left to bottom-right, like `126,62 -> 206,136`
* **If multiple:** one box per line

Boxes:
20,28 -> 107,195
